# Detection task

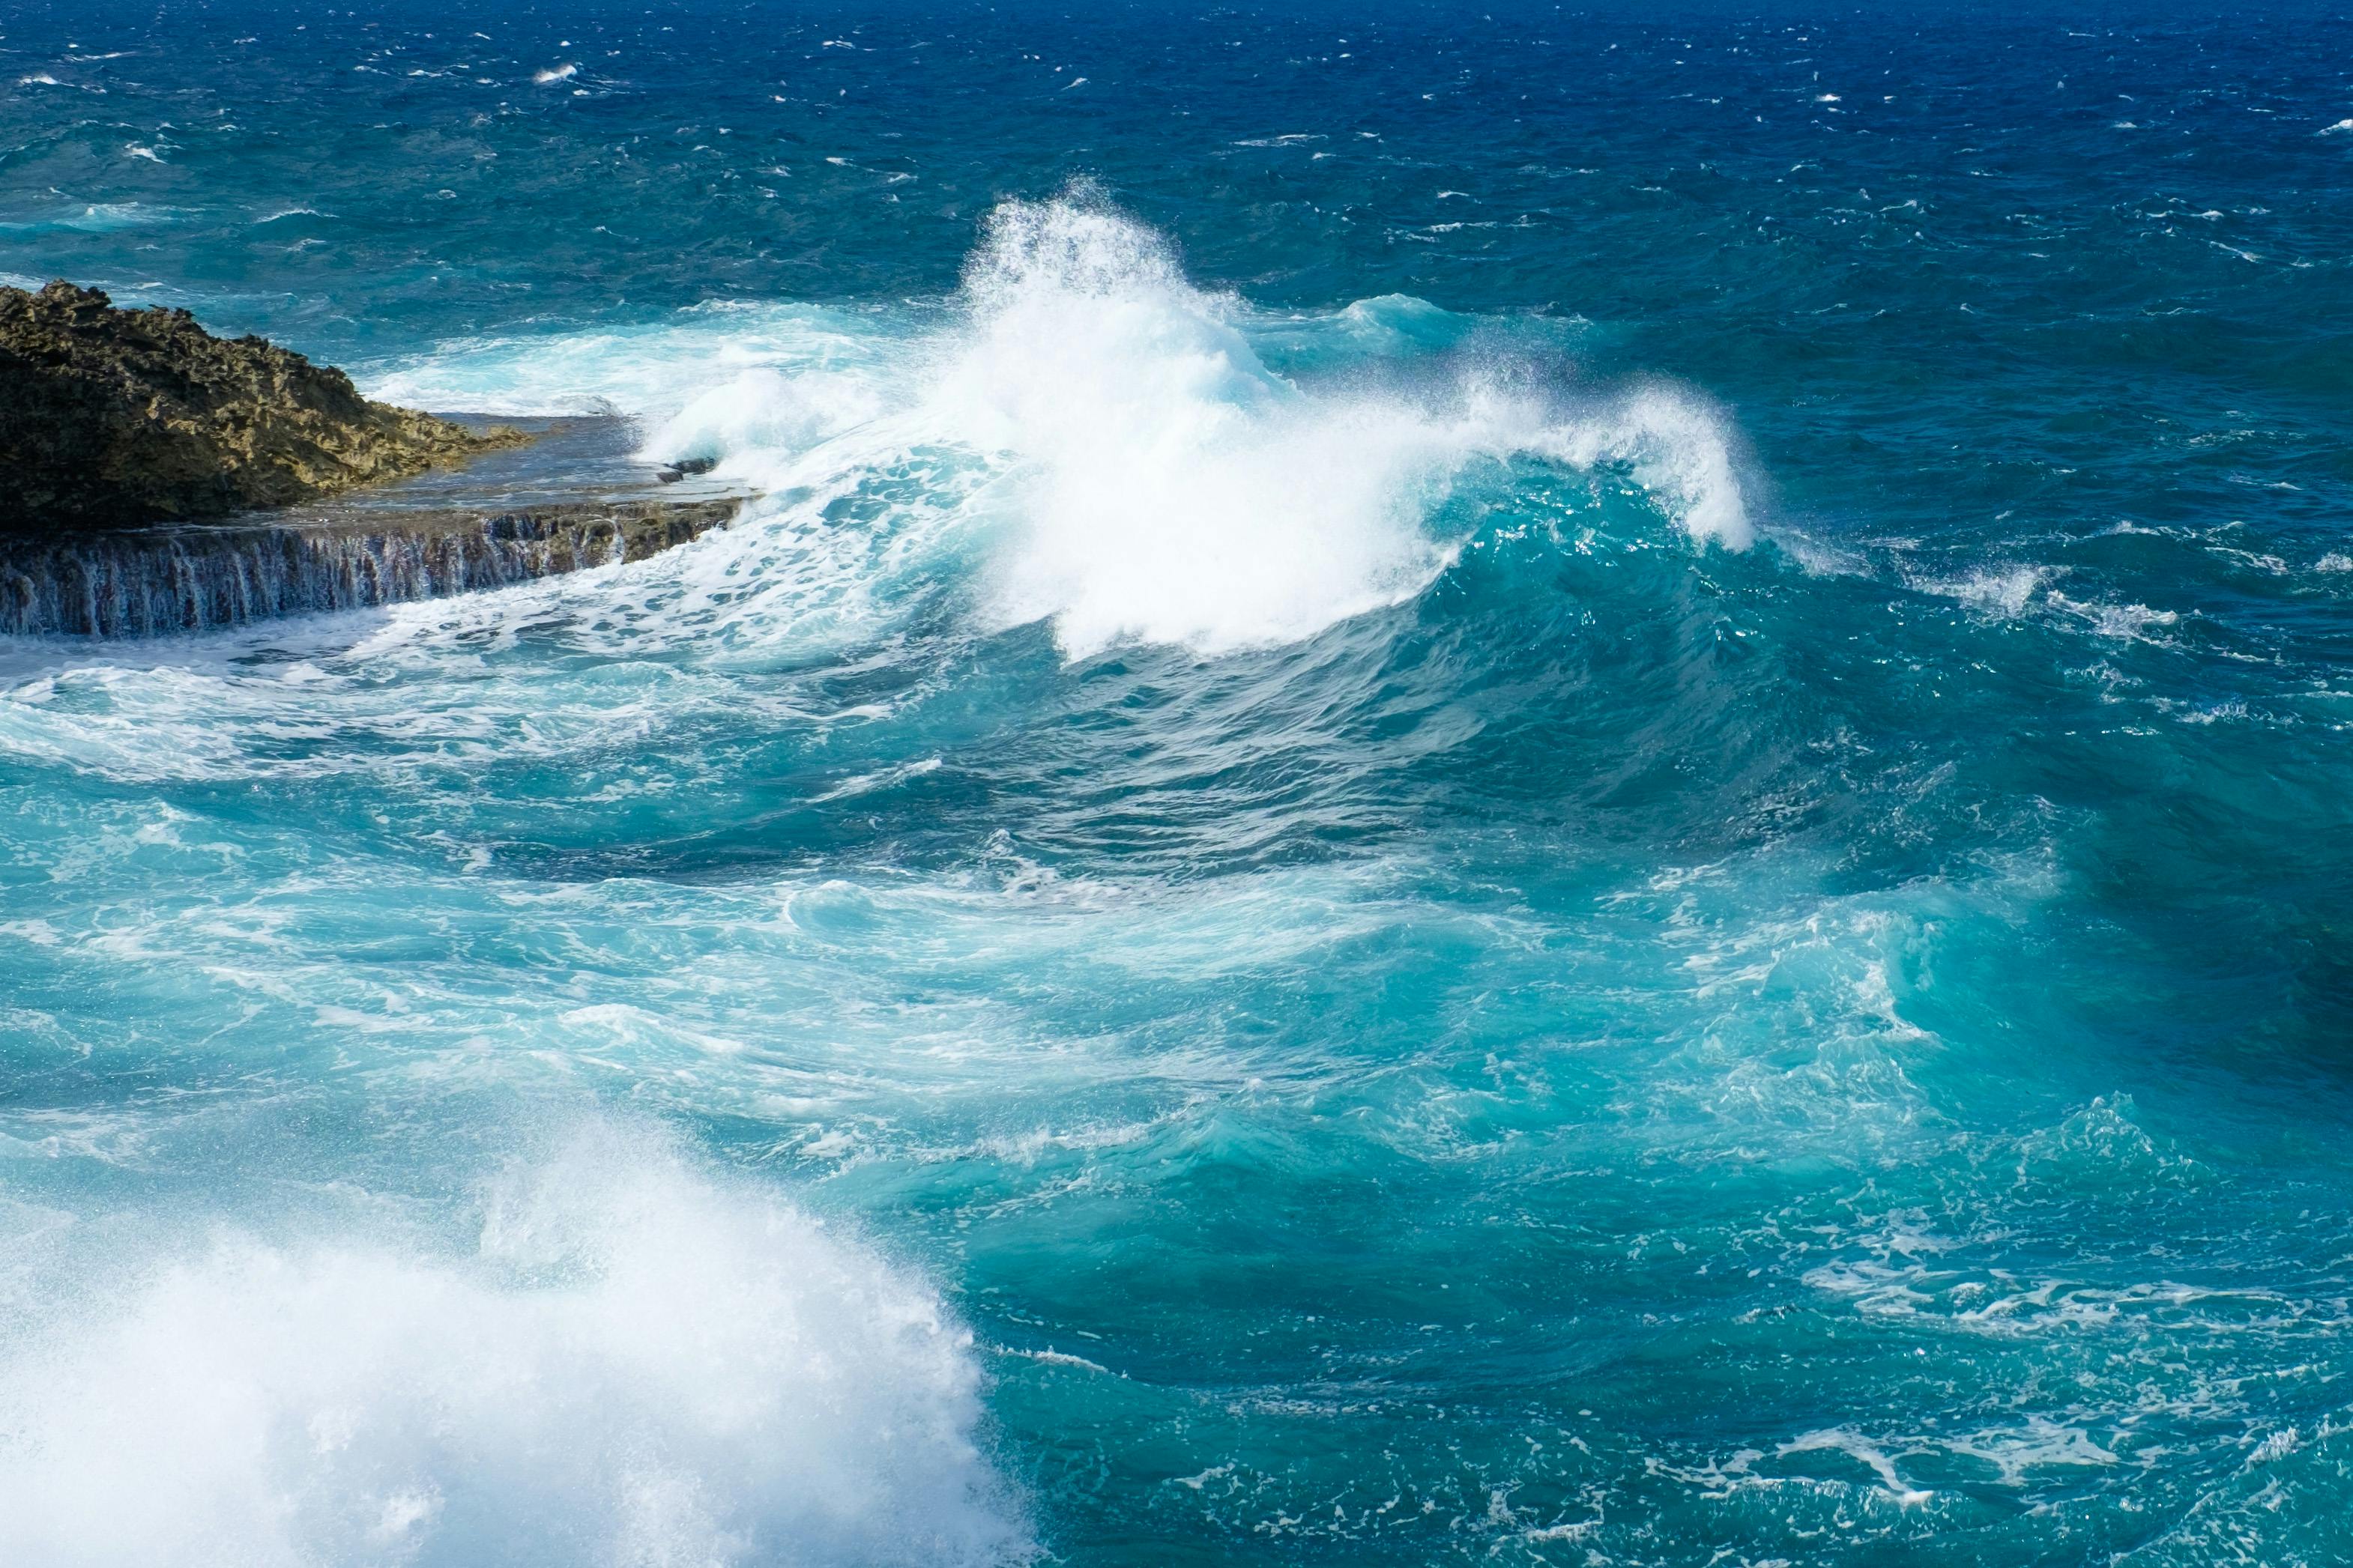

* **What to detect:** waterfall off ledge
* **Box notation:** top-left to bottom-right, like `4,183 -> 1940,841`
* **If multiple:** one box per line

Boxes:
0,496 -> 743,638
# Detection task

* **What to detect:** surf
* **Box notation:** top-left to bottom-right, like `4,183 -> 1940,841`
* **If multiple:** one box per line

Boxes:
358,193 -> 1755,660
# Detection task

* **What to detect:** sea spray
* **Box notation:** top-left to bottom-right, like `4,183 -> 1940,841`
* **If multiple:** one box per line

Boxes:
11,18 -> 2344,1559
0,1124 -> 1029,1568
356,195 -> 1754,658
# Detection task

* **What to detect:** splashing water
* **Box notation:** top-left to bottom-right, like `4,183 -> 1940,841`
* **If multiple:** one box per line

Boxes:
4,7 -> 2353,1566
370,193 -> 1751,659
0,1127 -> 1027,1568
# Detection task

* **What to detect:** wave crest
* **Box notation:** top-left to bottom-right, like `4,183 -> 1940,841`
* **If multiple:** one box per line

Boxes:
934,195 -> 1751,655
357,193 -> 1755,659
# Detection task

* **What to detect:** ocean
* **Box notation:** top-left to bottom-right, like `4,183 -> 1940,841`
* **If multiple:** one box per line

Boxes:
3,2 -> 2352,1563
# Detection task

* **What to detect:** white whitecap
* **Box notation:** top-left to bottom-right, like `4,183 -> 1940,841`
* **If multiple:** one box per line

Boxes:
346,193 -> 1755,660
927,195 -> 1752,656
638,364 -> 885,478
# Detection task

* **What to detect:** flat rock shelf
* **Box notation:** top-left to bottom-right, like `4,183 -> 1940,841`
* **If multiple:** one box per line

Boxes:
0,496 -> 743,638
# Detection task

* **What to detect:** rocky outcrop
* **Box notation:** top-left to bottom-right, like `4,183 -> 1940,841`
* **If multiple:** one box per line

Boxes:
0,280 -> 530,534
0,285 -> 755,637
0,498 -> 743,637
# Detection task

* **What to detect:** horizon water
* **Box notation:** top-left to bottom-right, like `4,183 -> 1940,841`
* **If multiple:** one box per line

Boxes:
4,4 -> 2353,1564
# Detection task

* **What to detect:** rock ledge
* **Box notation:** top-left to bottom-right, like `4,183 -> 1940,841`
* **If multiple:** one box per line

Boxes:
0,498 -> 744,638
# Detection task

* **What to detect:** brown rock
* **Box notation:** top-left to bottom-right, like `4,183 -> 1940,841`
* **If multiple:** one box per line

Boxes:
0,280 -> 531,534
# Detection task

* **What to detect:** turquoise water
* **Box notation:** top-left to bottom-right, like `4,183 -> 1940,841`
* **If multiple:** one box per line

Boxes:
4,4 -> 2353,1563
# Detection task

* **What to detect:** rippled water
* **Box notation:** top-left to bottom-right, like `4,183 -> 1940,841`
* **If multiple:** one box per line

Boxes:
4,4 -> 2352,1564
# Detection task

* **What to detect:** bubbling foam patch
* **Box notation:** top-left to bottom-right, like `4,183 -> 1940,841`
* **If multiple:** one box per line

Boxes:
0,1127 -> 1029,1568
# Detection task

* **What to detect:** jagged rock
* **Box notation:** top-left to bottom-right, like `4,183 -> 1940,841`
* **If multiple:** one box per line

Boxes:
0,280 -> 531,535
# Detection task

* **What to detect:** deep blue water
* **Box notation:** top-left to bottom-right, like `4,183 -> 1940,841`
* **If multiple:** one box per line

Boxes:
4,3 -> 2352,1563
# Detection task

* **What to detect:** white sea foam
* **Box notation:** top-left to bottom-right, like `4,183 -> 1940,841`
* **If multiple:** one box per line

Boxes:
1911,563 -> 2183,643
0,1127 -> 1028,1567
358,302 -> 889,419
1924,563 -> 2052,617
928,199 -> 1465,653
1519,384 -> 1754,551
0,201 -> 174,236
1779,1429 -> 1933,1506
2047,590 -> 2178,641
353,194 -> 1754,659
640,364 -> 886,476
1946,1417 -> 2119,1485
925,196 -> 1751,654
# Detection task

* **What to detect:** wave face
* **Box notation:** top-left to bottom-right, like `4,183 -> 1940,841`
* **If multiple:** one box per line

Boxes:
5,6 -> 2353,1567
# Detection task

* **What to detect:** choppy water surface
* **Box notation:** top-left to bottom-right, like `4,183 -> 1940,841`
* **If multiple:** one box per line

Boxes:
4,4 -> 2352,1564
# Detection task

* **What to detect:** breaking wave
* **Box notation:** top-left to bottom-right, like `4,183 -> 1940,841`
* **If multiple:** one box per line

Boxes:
0,1127 -> 1028,1568
360,193 -> 1754,659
